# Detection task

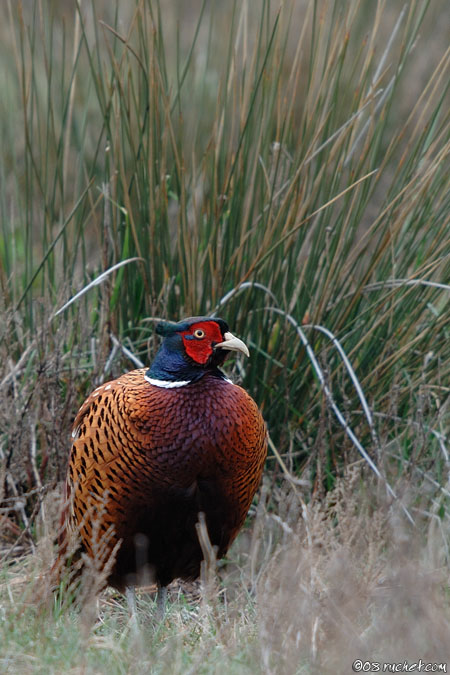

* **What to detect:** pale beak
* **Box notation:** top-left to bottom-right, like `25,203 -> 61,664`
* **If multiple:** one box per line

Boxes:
215,331 -> 250,357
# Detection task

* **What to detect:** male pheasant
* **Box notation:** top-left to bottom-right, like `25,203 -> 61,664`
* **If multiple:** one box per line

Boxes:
57,317 -> 267,611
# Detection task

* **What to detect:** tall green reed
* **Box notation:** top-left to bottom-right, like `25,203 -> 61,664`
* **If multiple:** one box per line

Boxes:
1,0 -> 448,499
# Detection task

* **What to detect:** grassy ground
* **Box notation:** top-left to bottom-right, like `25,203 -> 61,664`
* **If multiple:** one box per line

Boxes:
0,0 -> 449,672
1,473 -> 449,673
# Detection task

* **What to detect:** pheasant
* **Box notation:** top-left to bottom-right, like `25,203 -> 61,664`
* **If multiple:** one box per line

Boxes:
57,317 -> 267,614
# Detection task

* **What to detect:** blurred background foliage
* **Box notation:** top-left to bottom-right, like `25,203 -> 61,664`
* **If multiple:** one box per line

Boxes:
0,0 -> 448,515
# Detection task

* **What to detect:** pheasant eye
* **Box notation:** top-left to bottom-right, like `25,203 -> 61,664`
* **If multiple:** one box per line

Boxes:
194,329 -> 205,339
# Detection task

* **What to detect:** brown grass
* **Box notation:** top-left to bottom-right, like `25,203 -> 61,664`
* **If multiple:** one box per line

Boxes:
1,468 -> 449,673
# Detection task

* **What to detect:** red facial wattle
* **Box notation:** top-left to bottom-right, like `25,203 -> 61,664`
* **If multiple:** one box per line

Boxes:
180,321 -> 224,364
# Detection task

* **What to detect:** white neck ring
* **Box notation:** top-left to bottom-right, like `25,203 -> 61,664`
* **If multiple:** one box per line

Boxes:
144,375 -> 191,389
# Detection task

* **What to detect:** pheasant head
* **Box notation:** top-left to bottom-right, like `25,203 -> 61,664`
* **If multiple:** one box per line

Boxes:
146,317 -> 249,386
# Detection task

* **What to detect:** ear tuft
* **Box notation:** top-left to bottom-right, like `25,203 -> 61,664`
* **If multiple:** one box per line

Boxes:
155,316 -> 229,337
155,321 -> 178,337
